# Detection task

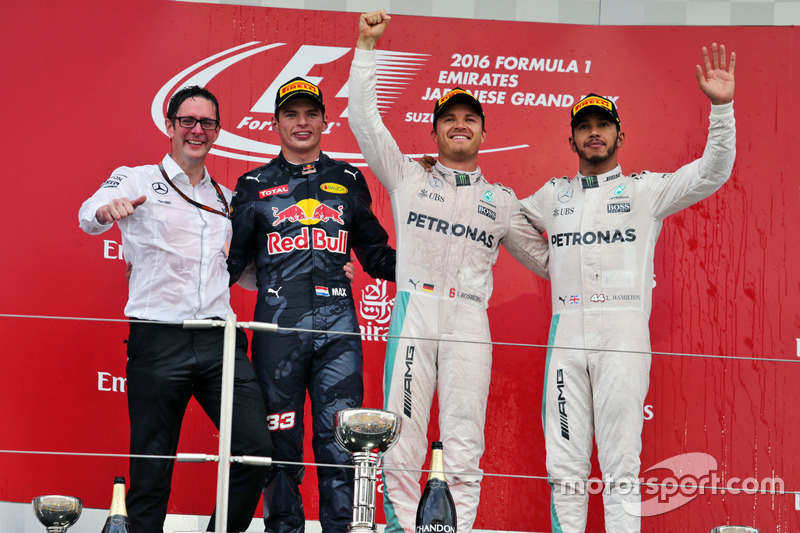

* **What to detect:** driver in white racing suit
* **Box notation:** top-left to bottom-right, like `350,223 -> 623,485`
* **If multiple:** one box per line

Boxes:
520,44 -> 736,532
349,11 -> 549,533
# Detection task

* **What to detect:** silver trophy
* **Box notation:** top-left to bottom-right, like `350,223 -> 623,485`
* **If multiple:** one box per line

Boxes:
32,495 -> 82,532
711,528 -> 760,533
334,408 -> 401,533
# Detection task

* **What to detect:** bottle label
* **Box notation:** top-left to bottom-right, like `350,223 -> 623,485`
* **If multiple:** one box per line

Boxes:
416,524 -> 455,533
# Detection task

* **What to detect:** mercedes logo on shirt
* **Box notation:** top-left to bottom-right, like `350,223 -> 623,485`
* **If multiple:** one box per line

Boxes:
558,187 -> 574,203
152,182 -> 168,195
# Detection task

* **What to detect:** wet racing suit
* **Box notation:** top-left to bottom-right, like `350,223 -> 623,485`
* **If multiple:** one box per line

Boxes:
227,152 -> 396,533
519,102 -> 735,532
349,48 -> 549,533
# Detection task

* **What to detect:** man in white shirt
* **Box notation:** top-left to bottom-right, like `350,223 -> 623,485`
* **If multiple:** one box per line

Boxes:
79,85 -> 272,533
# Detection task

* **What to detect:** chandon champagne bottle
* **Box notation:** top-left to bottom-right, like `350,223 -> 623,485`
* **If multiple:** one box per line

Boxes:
100,477 -> 132,533
415,441 -> 457,533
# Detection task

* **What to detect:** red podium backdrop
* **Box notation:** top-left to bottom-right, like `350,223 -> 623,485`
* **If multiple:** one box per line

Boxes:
1,1 -> 798,531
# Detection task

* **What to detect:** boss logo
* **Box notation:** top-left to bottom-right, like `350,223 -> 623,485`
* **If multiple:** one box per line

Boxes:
477,205 -> 496,220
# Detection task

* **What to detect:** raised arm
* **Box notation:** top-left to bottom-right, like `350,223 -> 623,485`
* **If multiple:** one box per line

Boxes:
645,43 -> 737,219
696,43 -> 735,105
349,10 -> 416,192
357,10 -> 391,51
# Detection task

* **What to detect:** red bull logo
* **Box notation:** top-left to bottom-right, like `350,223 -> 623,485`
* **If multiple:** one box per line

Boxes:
272,204 -> 307,224
269,199 -> 348,255
311,203 -> 344,224
272,199 -> 345,226
267,227 -> 349,255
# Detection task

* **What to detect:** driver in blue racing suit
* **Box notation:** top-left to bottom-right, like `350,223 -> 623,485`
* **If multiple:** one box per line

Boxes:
227,77 -> 396,533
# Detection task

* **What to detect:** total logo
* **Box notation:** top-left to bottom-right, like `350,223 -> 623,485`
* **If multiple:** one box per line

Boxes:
273,198 -> 344,225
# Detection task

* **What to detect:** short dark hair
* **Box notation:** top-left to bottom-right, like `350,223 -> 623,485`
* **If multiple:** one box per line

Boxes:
167,86 -> 220,123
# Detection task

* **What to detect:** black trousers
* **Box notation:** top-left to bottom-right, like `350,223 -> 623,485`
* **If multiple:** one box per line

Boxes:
125,321 -> 272,533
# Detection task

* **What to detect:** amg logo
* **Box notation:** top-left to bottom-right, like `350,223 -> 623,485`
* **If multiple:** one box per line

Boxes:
607,203 -> 631,213
477,205 -> 496,220
556,369 -> 569,440
403,346 -> 415,418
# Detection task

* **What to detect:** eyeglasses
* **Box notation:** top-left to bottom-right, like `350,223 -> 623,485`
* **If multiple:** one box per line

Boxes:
174,116 -> 219,130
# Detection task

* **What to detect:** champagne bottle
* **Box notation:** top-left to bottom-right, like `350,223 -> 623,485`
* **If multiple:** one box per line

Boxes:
101,477 -> 132,533
415,441 -> 457,533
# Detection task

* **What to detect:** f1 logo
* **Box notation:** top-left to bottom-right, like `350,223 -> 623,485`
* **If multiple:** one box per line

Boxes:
250,45 -> 351,116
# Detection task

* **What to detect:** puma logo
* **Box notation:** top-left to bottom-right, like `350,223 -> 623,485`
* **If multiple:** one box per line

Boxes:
267,287 -> 282,298
344,169 -> 358,180
558,295 -> 567,305
409,279 -> 418,290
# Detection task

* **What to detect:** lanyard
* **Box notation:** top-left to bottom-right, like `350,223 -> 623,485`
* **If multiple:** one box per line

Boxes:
158,163 -> 231,219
